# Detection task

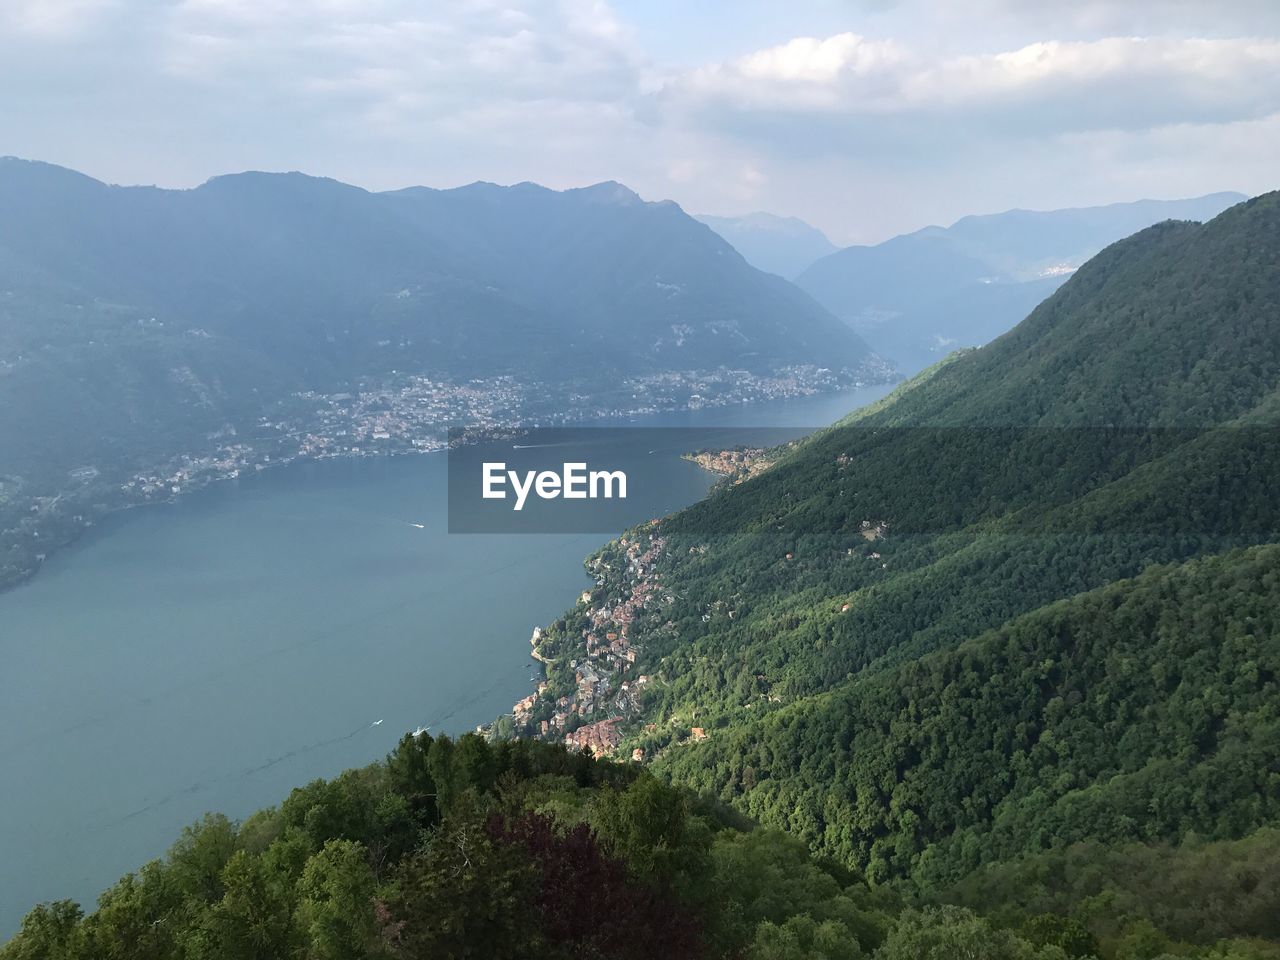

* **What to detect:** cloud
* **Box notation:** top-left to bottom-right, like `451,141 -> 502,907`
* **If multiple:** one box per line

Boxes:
157,0 -> 643,133
0,0 -> 121,37
670,33 -> 1280,136
852,0 -> 1280,43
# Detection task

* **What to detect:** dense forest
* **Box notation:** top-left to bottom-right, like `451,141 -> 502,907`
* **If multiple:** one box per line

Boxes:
502,193 -> 1280,953
5,734 -> 1277,960
658,545 -> 1280,884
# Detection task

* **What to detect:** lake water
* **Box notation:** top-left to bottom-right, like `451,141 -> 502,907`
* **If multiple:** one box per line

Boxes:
0,383 -> 893,935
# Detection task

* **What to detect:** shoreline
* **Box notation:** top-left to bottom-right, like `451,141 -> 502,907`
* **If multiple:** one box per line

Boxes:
0,443 -> 445,599
0,377 -> 898,600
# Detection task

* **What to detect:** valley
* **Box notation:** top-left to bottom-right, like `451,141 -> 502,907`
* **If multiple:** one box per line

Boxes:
0,384 -> 893,937
6,5 -> 1279,957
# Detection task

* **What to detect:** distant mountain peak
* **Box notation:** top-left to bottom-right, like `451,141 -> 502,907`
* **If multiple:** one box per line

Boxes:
702,211 -> 834,239
196,169 -> 368,196
795,191 -> 1252,373
696,211 -> 837,279
0,156 -> 107,191
574,180 -> 643,205
0,156 -> 877,382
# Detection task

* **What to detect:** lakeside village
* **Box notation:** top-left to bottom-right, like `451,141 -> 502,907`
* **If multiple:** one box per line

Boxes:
498,529 -> 671,761
495,514 -> 893,761
108,362 -> 877,507
492,448 -> 895,760
681,444 -> 793,485
61,361 -> 873,504
1,362 -> 888,590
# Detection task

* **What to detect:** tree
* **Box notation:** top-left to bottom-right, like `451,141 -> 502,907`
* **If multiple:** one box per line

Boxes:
2,901 -> 85,960
82,865 -> 180,960
591,774 -> 710,893
876,907 -> 1065,960
294,840 -> 382,960
388,800 -> 539,960
167,813 -> 239,904
748,916 -> 862,960
386,732 -> 440,828
1021,914 -> 1099,959
183,851 -> 297,960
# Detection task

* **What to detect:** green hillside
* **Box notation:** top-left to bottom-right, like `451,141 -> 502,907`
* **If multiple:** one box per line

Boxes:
593,193 -> 1280,709
507,191 -> 1280,946
0,735 -> 900,960
659,544 -> 1280,884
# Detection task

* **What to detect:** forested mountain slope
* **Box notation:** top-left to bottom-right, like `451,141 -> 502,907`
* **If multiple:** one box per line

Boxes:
516,192 -> 1280,919
659,545 -> 1280,885
0,736 -> 902,960
8,732 -> 1277,960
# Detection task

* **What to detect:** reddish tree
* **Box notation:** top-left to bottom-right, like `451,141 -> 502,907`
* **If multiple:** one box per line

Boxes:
488,811 -> 706,959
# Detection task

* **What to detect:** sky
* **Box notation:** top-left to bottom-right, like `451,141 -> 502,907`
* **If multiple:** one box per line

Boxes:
2,0 -> 1279,243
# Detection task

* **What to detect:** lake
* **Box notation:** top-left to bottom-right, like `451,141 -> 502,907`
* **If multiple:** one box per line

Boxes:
0,383 -> 893,934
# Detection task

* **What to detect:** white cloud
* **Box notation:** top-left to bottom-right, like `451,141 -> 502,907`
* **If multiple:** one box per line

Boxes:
734,33 -> 903,84
671,33 -> 1280,133
159,0 -> 640,112
677,34 -> 904,111
0,0 -> 120,37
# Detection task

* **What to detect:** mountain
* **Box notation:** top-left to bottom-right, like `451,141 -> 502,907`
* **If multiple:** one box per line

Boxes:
10,192 -> 1280,960
0,158 -> 884,590
696,212 -> 838,279
8,195 -> 1280,960
0,159 -> 873,384
796,192 -> 1247,373
512,192 -> 1280,930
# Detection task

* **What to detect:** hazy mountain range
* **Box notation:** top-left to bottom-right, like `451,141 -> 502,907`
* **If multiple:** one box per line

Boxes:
5,171 -> 1280,960
0,157 -> 891,590
699,193 -> 1248,374
793,192 -> 1248,372
0,158 -> 874,386
695,212 -> 838,279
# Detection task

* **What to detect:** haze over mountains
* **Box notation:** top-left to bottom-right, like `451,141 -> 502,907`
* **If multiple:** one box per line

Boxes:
0,158 -> 885,587
0,158 -> 873,385
793,192 -> 1247,373
5,160 -> 1280,960
695,212 -> 838,280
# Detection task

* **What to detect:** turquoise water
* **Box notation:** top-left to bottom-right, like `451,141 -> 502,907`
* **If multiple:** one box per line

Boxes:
0,384 -> 893,934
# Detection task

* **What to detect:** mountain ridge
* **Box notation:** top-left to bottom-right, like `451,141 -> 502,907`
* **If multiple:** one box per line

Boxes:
796,190 -> 1249,373
695,211 -> 838,279
510,190 -> 1280,904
